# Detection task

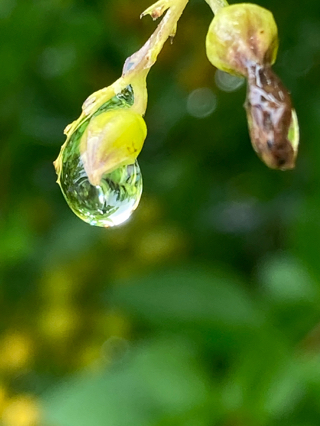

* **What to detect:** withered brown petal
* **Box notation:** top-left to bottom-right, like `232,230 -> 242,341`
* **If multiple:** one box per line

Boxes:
245,64 -> 297,170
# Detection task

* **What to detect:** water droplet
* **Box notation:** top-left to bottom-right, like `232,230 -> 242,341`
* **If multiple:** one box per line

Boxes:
56,86 -> 143,227
59,152 -> 142,227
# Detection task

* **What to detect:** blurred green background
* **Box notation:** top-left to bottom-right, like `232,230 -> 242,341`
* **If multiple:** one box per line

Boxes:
1,0 -> 320,425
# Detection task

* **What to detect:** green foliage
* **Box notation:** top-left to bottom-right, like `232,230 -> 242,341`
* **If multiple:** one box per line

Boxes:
109,266 -> 258,328
44,338 -> 211,426
0,0 -> 320,425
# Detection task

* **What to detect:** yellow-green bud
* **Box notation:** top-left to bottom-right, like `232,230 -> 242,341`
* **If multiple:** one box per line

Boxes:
80,109 -> 147,186
206,3 -> 278,76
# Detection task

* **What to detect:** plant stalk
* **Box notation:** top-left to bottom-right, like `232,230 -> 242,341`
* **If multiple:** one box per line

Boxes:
205,0 -> 229,14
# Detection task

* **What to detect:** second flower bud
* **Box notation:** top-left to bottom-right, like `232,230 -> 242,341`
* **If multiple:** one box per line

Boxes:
206,3 -> 278,77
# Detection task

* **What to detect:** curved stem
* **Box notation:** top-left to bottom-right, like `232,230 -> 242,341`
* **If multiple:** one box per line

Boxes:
122,0 -> 229,98
205,0 -> 228,14
65,0 -> 229,130
86,0 -> 229,116
118,0 -> 188,114
63,0 -> 190,137
123,0 -> 189,78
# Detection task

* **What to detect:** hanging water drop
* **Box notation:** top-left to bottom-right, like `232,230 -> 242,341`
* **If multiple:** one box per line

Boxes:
54,86 -> 146,227
59,154 -> 142,227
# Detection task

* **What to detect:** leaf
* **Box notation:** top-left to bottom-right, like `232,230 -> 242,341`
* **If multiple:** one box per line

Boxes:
108,265 -> 259,329
258,254 -> 319,303
43,338 -> 210,426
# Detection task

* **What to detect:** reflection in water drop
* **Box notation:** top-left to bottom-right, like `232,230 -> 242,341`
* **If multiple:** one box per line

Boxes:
215,70 -> 244,92
187,87 -> 217,118
56,86 -> 143,227
59,152 -> 142,227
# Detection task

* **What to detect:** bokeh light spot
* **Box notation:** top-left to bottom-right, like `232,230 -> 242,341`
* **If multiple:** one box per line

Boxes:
215,70 -> 245,92
187,87 -> 217,118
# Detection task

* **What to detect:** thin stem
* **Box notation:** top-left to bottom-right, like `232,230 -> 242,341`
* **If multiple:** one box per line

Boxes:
64,0 -> 190,134
120,0 -> 228,114
65,0 -> 229,129
122,0 -> 189,78
114,0 -> 189,115
205,0 -> 228,14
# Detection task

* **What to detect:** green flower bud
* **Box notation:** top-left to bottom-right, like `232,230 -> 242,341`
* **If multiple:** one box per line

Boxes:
245,65 -> 299,170
206,3 -> 278,76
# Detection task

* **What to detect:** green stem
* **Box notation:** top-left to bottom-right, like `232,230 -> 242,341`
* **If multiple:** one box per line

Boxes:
205,0 -> 228,14
64,0 -> 228,131
123,0 -> 189,77
112,0 -> 228,114
120,0 -> 189,114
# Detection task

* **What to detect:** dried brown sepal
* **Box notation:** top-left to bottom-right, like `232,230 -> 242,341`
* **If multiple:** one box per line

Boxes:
140,0 -> 171,20
245,64 -> 297,170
